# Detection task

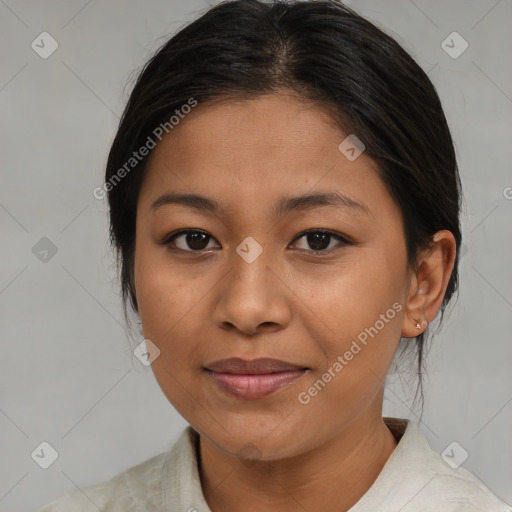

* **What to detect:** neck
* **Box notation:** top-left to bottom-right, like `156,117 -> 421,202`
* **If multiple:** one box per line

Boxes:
198,402 -> 398,512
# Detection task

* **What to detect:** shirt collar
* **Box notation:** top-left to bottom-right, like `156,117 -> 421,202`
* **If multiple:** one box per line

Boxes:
160,417 -> 424,511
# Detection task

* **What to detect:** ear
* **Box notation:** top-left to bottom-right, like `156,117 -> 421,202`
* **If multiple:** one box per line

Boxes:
401,230 -> 457,338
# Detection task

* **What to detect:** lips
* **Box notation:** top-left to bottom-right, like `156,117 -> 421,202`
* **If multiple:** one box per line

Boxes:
204,357 -> 308,399
205,357 -> 307,374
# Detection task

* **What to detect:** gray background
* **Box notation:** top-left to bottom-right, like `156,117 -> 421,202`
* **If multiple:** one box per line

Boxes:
1,0 -> 511,510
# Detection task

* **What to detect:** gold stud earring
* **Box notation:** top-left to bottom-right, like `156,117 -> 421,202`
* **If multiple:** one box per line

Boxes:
416,319 -> 427,330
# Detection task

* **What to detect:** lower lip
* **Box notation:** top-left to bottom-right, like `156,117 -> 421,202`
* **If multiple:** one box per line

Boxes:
206,369 -> 307,399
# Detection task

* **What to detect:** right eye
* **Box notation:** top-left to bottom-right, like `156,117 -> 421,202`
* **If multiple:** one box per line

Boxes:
163,229 -> 220,252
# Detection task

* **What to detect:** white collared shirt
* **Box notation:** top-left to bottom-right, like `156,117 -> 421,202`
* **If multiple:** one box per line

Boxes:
40,417 -> 510,511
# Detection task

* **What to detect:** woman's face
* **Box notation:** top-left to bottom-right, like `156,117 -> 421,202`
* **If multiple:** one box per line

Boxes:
134,90 -> 413,460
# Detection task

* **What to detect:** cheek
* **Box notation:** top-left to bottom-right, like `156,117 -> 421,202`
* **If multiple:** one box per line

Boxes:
294,254 -> 403,402
133,242 -> 214,368
297,296 -> 402,425
134,254 -> 206,411
134,240 -> 184,334
136,269 -> 192,340
299,252 -> 402,342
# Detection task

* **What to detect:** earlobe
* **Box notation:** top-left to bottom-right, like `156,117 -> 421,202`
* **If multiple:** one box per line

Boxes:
401,230 -> 457,339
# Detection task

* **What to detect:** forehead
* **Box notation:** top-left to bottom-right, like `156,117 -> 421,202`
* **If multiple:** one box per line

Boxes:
139,91 -> 393,221
151,91 -> 348,164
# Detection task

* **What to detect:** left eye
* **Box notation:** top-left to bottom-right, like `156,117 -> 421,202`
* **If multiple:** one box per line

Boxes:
291,230 -> 349,252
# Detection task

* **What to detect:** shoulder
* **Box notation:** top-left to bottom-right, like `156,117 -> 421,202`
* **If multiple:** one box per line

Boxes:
417,468 -> 511,511
354,418 -> 511,512
38,450 -> 168,512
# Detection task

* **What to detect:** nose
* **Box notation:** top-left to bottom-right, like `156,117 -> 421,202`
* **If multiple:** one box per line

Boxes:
212,246 -> 292,336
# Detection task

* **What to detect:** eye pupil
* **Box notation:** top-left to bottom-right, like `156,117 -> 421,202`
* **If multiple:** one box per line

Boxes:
187,232 -> 209,250
307,232 -> 330,251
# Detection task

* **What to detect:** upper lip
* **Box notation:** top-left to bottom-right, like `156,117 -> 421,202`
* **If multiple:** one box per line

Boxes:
205,357 -> 308,375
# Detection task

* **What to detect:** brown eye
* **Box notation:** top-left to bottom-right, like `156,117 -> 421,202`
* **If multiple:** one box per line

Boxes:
165,230 -> 218,252
291,230 -> 350,253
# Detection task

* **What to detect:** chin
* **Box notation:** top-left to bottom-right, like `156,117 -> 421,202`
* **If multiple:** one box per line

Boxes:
194,417 -> 311,462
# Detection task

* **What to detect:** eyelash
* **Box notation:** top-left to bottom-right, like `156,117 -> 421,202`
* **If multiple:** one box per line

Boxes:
161,228 -> 352,255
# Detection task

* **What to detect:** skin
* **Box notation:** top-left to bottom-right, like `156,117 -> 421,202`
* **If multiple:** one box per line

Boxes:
134,90 -> 456,511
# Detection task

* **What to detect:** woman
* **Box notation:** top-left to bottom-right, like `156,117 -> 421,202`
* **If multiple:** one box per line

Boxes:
40,0 -> 510,510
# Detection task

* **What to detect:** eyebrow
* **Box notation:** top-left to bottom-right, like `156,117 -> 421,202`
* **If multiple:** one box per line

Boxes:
150,191 -> 372,217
